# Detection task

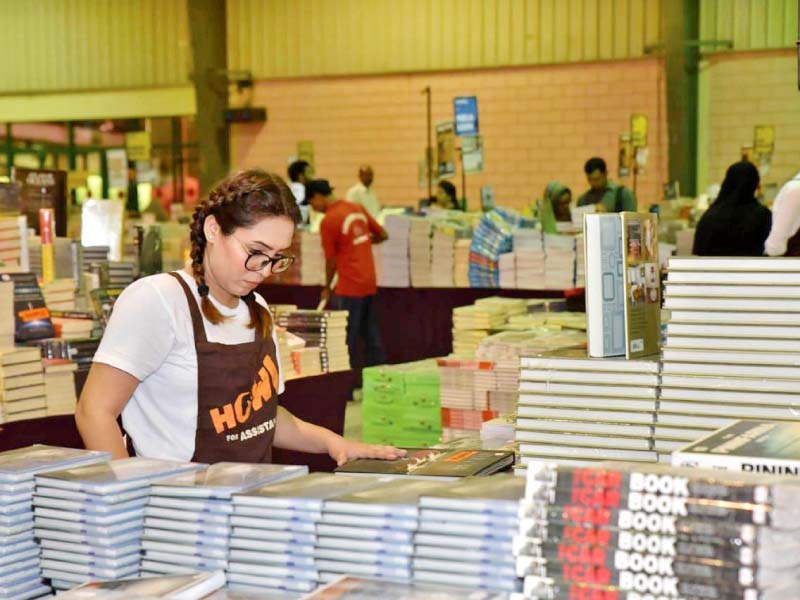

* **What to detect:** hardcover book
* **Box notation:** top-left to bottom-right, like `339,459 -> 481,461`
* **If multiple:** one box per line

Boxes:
334,448 -> 514,479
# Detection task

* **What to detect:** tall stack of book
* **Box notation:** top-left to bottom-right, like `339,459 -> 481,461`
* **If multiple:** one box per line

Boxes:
409,217 -> 433,287
512,229 -> 545,290
41,279 -> 75,311
34,457 -> 201,591
498,252 -> 515,289
0,445 -> 110,600
141,463 -> 306,578
515,348 -> 660,466
362,360 -> 440,448
468,209 -> 533,288
228,473 -> 380,596
661,256 -> 800,451
43,358 -> 78,416
517,461 -> 800,599
300,230 -> 325,286
413,475 -> 525,595
454,238 -> 470,287
544,233 -> 576,290
0,347 -> 46,424
276,310 -> 349,374
0,215 -> 26,270
380,215 -> 410,287
0,279 -> 14,347
316,478 -> 448,584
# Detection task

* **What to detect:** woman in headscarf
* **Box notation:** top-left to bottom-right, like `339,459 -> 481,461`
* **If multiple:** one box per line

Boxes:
540,181 -> 572,234
693,161 -> 771,256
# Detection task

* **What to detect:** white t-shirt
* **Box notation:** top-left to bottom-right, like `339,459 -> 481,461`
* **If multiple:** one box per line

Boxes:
346,182 -> 381,220
93,270 -> 284,461
765,174 -> 800,256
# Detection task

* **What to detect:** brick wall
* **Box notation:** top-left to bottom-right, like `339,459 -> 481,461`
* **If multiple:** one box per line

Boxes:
706,50 -> 799,197
231,58 -> 667,211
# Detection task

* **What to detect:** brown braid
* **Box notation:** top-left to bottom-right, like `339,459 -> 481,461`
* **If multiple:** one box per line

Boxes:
189,169 -> 302,339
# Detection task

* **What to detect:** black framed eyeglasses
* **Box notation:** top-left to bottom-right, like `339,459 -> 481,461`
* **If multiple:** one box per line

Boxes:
231,234 -> 296,273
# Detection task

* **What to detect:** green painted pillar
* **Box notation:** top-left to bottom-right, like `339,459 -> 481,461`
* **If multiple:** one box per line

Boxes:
188,0 -> 229,195
662,0 -> 699,196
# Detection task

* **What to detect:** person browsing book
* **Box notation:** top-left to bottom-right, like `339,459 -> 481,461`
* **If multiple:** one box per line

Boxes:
76,169 -> 405,466
693,160 -> 771,256
577,157 -> 637,213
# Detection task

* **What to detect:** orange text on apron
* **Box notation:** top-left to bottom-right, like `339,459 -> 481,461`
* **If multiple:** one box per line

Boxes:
170,272 -> 279,463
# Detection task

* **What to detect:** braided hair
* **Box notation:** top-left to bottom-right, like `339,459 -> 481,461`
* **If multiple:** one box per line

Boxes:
189,169 -> 302,339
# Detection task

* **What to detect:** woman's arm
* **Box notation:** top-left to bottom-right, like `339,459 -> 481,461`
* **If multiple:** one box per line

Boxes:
274,406 -> 405,466
75,363 -> 140,459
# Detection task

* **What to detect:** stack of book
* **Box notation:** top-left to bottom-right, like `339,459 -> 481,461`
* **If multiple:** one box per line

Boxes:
468,209 -> 533,288
0,279 -> 13,347
8,272 -> 54,343
454,238 -> 471,287
228,473 -> 380,596
451,303 -> 508,355
141,463 -> 306,578
498,252 -> 515,289
43,358 -> 78,417
362,360 -> 441,448
34,457 -> 201,590
277,310 -> 349,374
437,358 -> 504,441
0,215 -> 26,270
0,347 -> 46,424
660,256 -> 800,451
28,238 -> 73,281
41,279 -> 75,311
380,215 -> 410,288
515,348 -> 660,466
544,233 -> 575,290
57,571 -> 226,599
316,478 -> 448,584
409,217 -> 433,288
274,329 -> 299,381
106,262 -> 135,287
517,461 -> 800,599
291,347 -> 323,378
0,445 -> 110,600
512,229 -> 546,290
430,221 -> 470,288
299,230 -> 325,286
413,475 -> 524,595
51,312 -> 96,340
80,246 -> 109,272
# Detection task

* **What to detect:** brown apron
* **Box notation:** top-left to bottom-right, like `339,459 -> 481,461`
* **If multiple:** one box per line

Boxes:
170,272 -> 279,464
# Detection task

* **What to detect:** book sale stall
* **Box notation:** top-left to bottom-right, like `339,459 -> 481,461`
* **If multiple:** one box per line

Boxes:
0,156 -> 799,599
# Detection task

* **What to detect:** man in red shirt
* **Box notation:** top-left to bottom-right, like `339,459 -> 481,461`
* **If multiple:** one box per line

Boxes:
308,179 -> 388,372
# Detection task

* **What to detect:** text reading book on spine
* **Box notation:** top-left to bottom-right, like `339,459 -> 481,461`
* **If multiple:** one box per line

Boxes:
585,212 -> 660,359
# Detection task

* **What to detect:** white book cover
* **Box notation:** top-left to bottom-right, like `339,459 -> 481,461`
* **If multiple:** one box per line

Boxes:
518,443 -> 655,462
660,386 -> 798,405
666,322 -> 800,340
666,336 -> 800,353
0,445 -> 110,483
665,283 -> 800,298
516,418 -> 653,438
518,393 -> 656,412
667,270 -> 800,284
664,296 -> 800,312
668,257 -> 800,271
668,310 -> 800,326
585,214 -> 625,357
519,369 -> 659,386
657,400 -> 795,420
517,405 -> 655,425
662,348 -> 800,367
515,430 -> 651,450
519,380 -> 657,399
660,375 -> 800,394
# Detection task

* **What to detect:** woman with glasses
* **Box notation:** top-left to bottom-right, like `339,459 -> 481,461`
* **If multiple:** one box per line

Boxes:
76,169 -> 404,466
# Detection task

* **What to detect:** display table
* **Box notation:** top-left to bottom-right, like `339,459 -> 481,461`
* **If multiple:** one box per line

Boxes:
0,370 -> 355,473
258,284 -> 566,363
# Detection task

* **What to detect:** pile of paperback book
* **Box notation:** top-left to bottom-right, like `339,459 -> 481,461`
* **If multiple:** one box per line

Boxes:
514,461 -> 800,599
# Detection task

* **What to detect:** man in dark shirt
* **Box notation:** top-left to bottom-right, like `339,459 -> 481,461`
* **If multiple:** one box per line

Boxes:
577,157 -> 637,212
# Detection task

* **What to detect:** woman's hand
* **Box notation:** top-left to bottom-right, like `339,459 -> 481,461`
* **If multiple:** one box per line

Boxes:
327,437 -> 407,467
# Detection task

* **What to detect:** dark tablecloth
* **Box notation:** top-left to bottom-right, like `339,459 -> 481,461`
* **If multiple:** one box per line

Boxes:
0,370 -> 355,473
258,284 -> 566,364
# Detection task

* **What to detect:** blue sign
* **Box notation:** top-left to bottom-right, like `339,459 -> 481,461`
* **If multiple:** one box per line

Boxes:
453,96 -> 479,136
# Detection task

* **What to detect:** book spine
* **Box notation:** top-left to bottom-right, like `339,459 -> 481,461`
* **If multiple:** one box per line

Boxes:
672,452 -> 800,477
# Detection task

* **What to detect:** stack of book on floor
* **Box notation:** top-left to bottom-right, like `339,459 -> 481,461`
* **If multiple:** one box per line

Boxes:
454,238 -> 471,287
380,215 -> 410,288
0,347 -> 46,424
0,445 -> 110,600
413,475 -> 524,595
277,310 -> 349,374
661,256 -> 800,452
498,252 -> 515,289
228,473 -> 380,596
106,262 -> 135,287
43,358 -> 78,417
141,462 -> 306,579
299,230 -> 325,286
409,217 -> 433,287
516,461 -> 800,599
315,478 -> 447,584
34,457 -> 201,591
57,571 -> 226,599
543,233 -> 575,290
41,279 -> 75,312
515,348 -> 660,466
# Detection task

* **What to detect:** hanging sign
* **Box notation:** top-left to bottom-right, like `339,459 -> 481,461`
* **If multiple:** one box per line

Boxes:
453,96 -> 479,136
